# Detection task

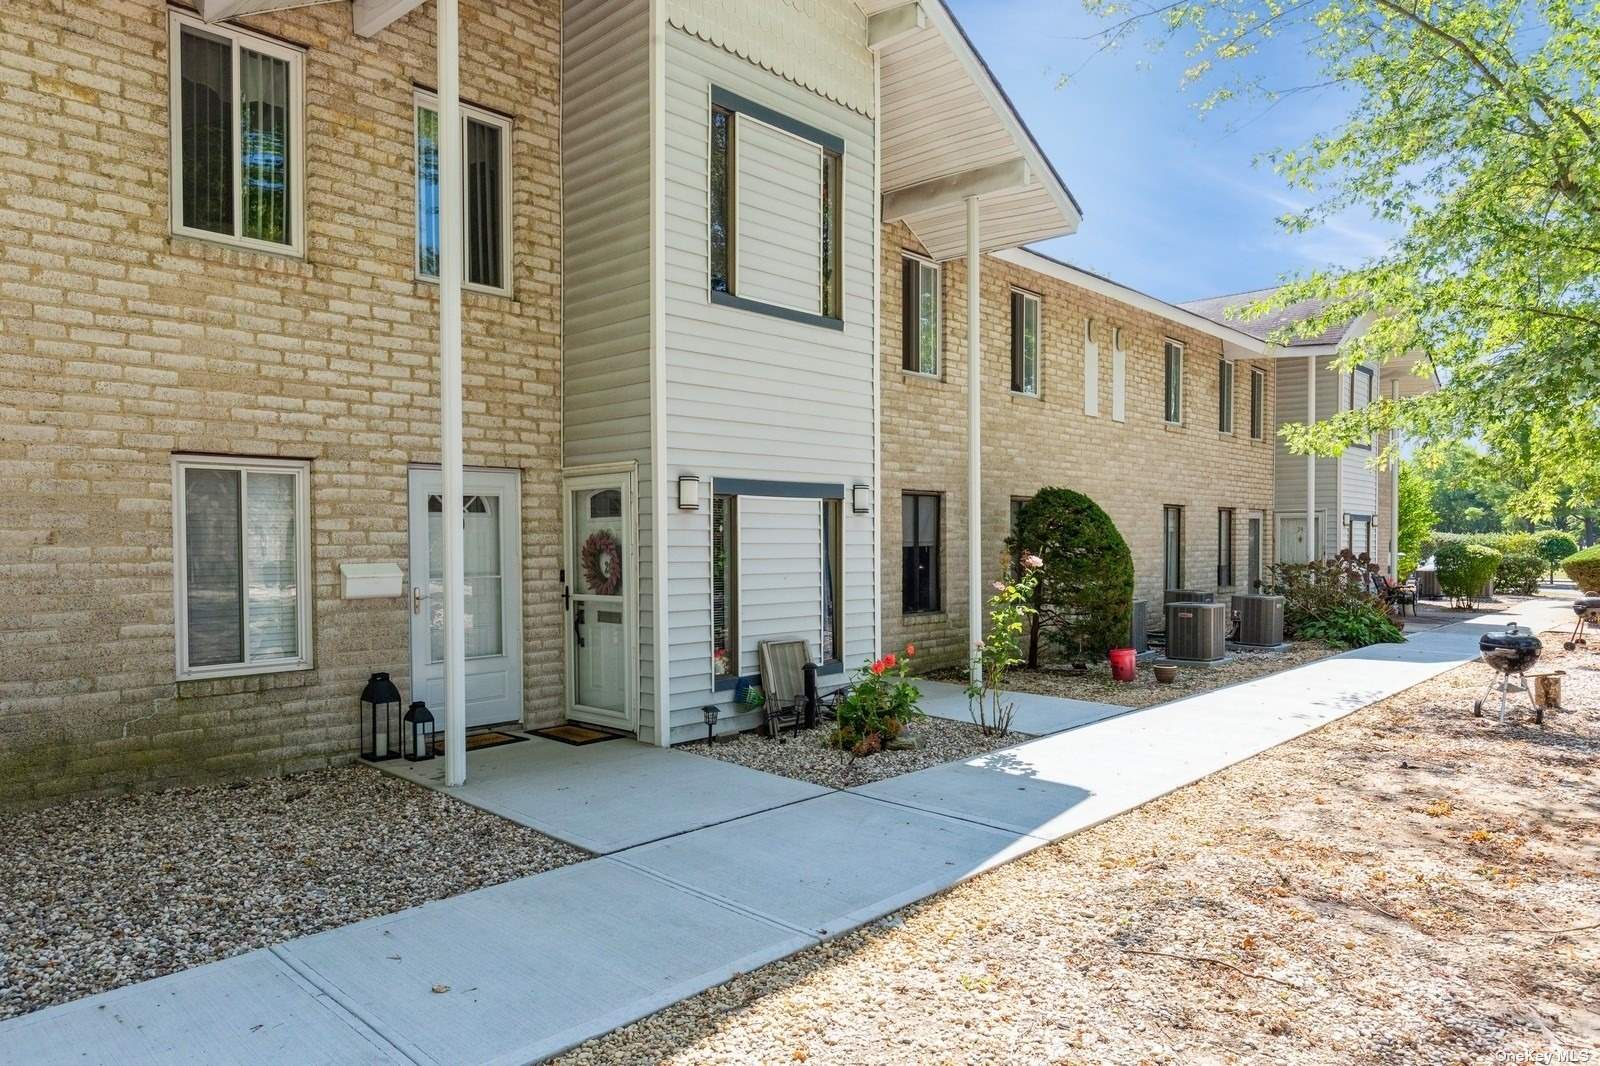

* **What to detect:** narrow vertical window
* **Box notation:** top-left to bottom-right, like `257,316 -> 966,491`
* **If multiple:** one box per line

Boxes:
175,456 -> 311,679
1163,505 -> 1184,590
1218,359 -> 1234,433
821,498 -> 843,663
712,494 -> 738,680
170,13 -> 302,253
1011,290 -> 1040,396
902,493 -> 941,614
1247,515 -> 1263,588
901,256 -> 940,374
1111,327 -> 1127,422
1083,319 -> 1101,417
416,93 -> 511,294
1250,367 -> 1266,440
821,148 -> 842,319
1164,340 -> 1184,424
1217,508 -> 1235,587
709,104 -> 734,295
1349,366 -> 1375,447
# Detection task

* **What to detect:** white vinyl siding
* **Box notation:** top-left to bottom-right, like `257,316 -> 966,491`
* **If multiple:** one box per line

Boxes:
168,10 -> 304,256
173,455 -> 311,680
1083,319 -> 1100,416
733,115 -> 824,315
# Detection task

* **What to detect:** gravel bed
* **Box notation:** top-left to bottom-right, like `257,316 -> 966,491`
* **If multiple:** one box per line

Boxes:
0,766 -> 587,1020
929,640 -> 1340,708
682,716 -> 1030,790
555,629 -> 1598,1064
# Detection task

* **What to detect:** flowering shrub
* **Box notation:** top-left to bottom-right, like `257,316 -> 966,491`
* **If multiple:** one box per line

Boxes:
1261,550 -> 1377,637
830,644 -> 924,756
966,554 -> 1042,736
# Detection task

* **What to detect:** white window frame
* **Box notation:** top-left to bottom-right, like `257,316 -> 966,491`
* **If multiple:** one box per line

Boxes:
172,455 -> 313,681
168,10 -> 306,257
414,89 -> 514,298
1163,339 -> 1184,424
1249,366 -> 1266,440
1218,358 -> 1234,434
1346,364 -> 1375,449
902,253 -> 941,377
1012,288 -> 1041,397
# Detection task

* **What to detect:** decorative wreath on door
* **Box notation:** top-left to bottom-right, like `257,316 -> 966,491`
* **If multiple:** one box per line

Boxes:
580,529 -> 624,596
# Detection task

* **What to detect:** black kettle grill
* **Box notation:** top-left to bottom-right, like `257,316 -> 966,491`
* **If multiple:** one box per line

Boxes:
1562,596 -> 1600,651
1474,623 -> 1544,724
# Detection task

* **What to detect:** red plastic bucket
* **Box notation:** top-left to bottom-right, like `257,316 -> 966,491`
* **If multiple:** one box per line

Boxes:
1108,647 -> 1136,682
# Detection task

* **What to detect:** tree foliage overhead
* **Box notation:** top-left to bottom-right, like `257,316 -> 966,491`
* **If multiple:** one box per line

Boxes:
1080,0 -> 1600,508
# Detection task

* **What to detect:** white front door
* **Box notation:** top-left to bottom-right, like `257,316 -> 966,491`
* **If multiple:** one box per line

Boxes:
1277,512 -> 1324,565
408,468 -> 523,728
564,473 -> 634,730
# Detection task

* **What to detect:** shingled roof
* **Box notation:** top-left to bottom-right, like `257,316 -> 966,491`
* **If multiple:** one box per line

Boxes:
1178,286 -> 1355,348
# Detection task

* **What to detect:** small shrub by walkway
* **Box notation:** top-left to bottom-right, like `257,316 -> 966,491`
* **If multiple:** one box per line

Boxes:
556,633 -> 1598,1065
0,766 -> 586,1020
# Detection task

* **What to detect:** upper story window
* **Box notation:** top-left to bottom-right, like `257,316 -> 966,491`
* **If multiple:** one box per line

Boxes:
169,11 -> 304,255
173,455 -> 311,680
1218,359 -> 1234,433
1163,340 -> 1184,424
1250,367 -> 1266,440
709,89 -> 844,330
1347,365 -> 1375,447
415,91 -> 512,295
1010,290 -> 1040,396
901,255 -> 940,375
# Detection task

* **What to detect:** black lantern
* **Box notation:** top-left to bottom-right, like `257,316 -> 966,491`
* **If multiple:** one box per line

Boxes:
701,704 -> 720,746
403,701 -> 437,762
359,672 -> 403,762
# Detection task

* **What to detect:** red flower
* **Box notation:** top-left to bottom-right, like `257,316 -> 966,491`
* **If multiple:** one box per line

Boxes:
882,653 -> 897,670
869,659 -> 887,677
904,642 -> 916,657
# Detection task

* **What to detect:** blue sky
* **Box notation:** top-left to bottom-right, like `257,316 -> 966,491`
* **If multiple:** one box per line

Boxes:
950,0 -> 1393,303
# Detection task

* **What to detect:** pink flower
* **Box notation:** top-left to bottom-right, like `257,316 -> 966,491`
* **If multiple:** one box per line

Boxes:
1022,553 -> 1044,570
992,580 -> 1006,592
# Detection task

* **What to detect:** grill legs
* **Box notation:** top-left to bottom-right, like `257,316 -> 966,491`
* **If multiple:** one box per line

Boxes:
1473,670 -> 1538,726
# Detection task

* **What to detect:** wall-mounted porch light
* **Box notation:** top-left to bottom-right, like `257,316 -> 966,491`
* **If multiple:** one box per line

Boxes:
677,474 -> 701,511
851,483 -> 871,515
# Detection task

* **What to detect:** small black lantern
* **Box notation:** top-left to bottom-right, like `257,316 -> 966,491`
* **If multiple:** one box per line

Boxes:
359,672 -> 403,762
403,700 -> 437,762
701,704 -> 720,746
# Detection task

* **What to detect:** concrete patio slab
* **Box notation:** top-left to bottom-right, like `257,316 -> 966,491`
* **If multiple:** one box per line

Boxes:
276,859 -> 814,1066
0,950 -> 406,1066
912,677 -> 1127,736
381,734 -> 828,853
614,791 -> 1041,938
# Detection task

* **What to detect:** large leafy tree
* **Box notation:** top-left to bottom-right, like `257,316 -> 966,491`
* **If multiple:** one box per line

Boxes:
1081,0 -> 1600,502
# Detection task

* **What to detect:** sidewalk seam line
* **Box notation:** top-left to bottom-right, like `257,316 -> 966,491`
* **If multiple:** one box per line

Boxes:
269,944 -> 434,1066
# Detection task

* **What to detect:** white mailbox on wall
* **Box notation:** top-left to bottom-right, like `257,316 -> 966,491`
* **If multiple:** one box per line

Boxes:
340,562 -> 404,599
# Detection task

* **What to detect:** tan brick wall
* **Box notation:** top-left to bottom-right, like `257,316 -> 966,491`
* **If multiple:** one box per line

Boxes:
0,0 -> 563,803
881,223 -> 1279,670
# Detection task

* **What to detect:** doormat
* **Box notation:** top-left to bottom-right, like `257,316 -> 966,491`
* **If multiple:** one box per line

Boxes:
529,723 -> 623,746
430,730 -> 528,756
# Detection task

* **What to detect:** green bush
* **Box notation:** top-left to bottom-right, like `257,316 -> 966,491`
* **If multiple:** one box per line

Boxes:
1008,488 -> 1134,665
1261,551 -> 1385,640
1495,552 -> 1545,596
1435,540 -> 1501,606
1535,529 -> 1580,580
1565,544 -> 1600,594
1297,601 -> 1405,649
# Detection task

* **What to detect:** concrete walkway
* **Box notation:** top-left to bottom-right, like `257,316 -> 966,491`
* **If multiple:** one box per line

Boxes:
912,677 -> 1128,735
2,599 -> 1567,1065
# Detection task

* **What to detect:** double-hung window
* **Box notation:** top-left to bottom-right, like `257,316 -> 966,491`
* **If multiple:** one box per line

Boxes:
1163,505 -> 1184,590
415,91 -> 512,294
1217,508 -> 1235,588
1348,365 -> 1375,447
1347,515 -> 1373,558
1010,290 -> 1040,396
169,11 -> 304,255
174,456 -> 311,680
1218,359 -> 1234,433
902,493 -> 941,614
901,256 -> 940,375
711,494 -> 739,681
1249,367 -> 1266,440
1163,340 -> 1184,424
708,89 -> 844,328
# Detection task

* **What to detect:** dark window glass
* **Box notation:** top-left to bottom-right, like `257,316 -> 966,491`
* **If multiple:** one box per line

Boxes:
1011,291 -> 1039,395
1218,359 -> 1234,433
1217,508 -> 1235,587
1164,342 -> 1183,423
185,467 -> 244,667
466,116 -> 503,289
822,499 -> 843,662
902,257 -> 939,373
902,493 -> 940,613
1247,516 -> 1263,587
179,27 -> 234,236
821,148 -> 841,318
709,105 -> 733,294
712,494 -> 737,679
239,48 -> 291,245
1163,505 -> 1184,590
1250,368 -> 1265,439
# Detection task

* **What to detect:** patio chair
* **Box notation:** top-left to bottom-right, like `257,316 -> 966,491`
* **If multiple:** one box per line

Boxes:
1368,570 -> 1417,616
757,639 -> 812,738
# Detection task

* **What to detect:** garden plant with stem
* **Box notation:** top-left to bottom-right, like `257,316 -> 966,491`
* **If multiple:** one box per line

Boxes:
968,553 -> 1044,736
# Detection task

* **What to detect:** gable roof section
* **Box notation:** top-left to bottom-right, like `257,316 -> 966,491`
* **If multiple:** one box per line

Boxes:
1178,287 -> 1355,348
863,0 -> 1081,260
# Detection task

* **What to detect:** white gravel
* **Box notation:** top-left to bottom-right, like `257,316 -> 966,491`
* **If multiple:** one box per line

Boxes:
682,716 -> 1030,790
0,766 -> 587,1019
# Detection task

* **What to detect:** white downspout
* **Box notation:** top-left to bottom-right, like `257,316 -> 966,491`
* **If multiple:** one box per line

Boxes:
871,52 -> 882,660
1389,378 -> 1400,577
648,0 -> 670,746
965,195 -> 981,685
1305,354 -> 1317,563
437,0 -> 466,786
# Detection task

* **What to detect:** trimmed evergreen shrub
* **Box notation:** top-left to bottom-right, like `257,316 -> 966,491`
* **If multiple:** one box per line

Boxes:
1495,552 -> 1545,596
1435,541 -> 1501,606
1535,529 -> 1580,580
1564,544 -> 1600,594
1007,488 -> 1134,666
